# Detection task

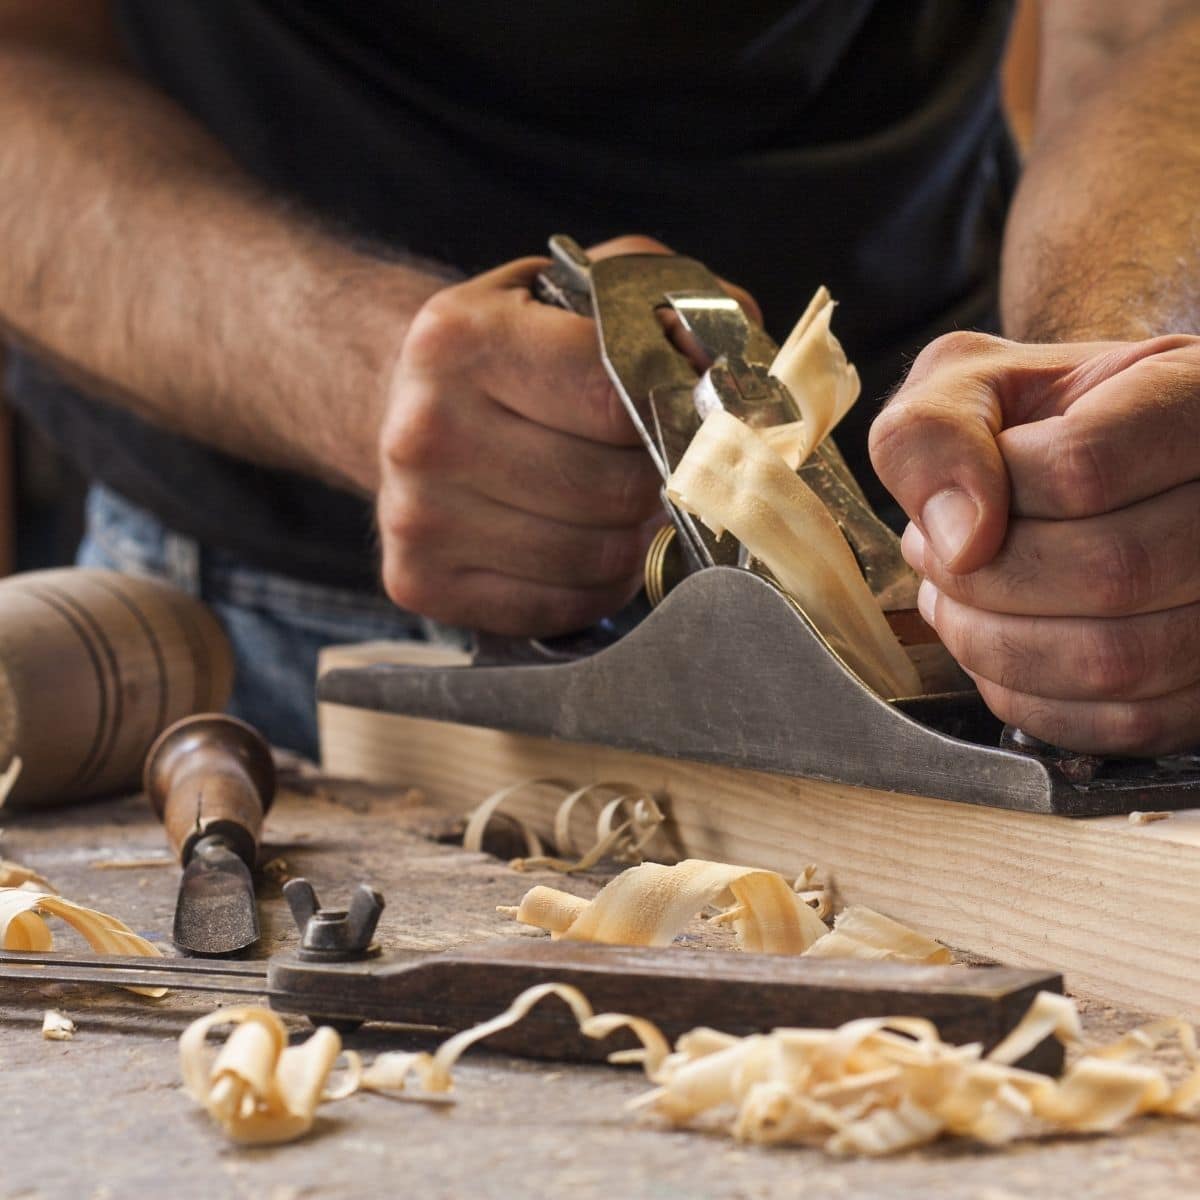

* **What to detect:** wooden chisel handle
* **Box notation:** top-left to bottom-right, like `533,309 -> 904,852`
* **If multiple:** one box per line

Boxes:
143,714 -> 275,867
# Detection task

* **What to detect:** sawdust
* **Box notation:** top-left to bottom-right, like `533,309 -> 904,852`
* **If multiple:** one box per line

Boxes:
42,1009 -> 76,1040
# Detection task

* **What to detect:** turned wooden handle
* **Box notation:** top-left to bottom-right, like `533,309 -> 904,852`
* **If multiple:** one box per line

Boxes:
0,568 -> 234,808
144,714 -> 275,866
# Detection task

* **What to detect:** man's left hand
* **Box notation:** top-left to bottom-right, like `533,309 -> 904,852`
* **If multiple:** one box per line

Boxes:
870,331 -> 1200,755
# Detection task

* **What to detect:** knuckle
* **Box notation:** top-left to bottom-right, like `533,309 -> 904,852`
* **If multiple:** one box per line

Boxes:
1008,696 -> 1075,750
378,481 -> 440,550
1139,332 -> 1200,358
973,676 -> 1023,729
1100,703 -> 1164,754
866,404 -> 916,483
589,234 -> 672,259
906,330 -> 1004,385
1044,425 -> 1111,516
1082,530 -> 1154,615
380,555 -> 437,615
987,629 -> 1035,693
401,291 -> 476,371
381,387 -> 451,466
1074,623 -> 1147,699
615,461 -> 662,523
594,527 -> 645,584
581,367 -> 629,442
869,398 -> 960,479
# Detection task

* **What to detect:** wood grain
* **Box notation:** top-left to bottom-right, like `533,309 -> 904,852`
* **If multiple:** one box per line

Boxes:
319,641 -> 1200,1021
270,940 -> 1063,1074
0,567 -> 234,806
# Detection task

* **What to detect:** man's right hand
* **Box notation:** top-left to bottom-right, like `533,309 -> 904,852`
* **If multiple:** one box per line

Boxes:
377,246 -> 667,637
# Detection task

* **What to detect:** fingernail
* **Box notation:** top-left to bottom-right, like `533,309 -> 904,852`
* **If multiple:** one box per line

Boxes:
900,523 -> 926,572
917,579 -> 938,627
921,489 -> 979,566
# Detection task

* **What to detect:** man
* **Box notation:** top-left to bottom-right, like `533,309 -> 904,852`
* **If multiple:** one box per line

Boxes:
0,3 -> 1196,758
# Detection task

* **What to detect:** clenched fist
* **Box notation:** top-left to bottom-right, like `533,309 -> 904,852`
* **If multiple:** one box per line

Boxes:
871,332 -> 1200,756
377,236 -> 764,637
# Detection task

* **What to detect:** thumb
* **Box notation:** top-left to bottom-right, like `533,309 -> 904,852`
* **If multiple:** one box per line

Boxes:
869,333 -> 1014,574
869,332 -> 1128,572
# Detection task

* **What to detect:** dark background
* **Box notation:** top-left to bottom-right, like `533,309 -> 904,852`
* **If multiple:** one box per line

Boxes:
0,0 -> 1038,579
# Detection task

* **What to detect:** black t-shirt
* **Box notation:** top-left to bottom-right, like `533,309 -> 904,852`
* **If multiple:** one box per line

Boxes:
7,0 -> 1018,588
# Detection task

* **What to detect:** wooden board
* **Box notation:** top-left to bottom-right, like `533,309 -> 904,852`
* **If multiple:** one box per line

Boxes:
319,641 -> 1200,1021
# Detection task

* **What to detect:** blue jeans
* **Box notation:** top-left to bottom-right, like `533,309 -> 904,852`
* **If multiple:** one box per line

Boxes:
77,485 -> 466,758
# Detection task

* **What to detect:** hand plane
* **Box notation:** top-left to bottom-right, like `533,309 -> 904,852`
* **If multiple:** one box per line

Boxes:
319,237 -> 1200,818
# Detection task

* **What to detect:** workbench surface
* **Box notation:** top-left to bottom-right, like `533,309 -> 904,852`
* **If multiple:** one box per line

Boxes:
2,779 -> 1199,1200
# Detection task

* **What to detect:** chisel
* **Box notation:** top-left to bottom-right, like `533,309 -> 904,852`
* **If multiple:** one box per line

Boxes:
143,714 -> 275,956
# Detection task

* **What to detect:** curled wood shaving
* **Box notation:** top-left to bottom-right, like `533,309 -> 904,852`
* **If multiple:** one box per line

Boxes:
355,983 -> 671,1098
462,778 -> 571,860
502,859 -> 947,964
793,865 -> 831,921
0,860 -> 57,893
0,886 -> 165,997
364,983 -> 596,1096
667,410 -> 920,699
506,859 -> 830,953
765,286 -> 861,468
42,1009 -> 76,1041
0,757 -> 21,808
804,906 -> 952,965
1129,810 -> 1171,825
180,1006 -> 352,1145
465,779 -> 666,875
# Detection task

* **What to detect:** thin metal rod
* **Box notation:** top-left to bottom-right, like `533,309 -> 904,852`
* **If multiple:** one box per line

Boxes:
0,949 -> 268,977
0,963 -> 274,996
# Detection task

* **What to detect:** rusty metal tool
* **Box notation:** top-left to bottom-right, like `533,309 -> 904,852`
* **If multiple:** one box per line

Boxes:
0,878 -> 1065,1075
143,714 -> 275,956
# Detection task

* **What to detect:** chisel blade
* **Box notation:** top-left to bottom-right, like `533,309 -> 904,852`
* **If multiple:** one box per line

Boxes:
173,836 -> 259,956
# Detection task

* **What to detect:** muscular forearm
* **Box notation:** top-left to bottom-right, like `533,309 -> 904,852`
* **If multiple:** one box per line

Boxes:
1000,11 -> 1200,343
0,35 -> 446,493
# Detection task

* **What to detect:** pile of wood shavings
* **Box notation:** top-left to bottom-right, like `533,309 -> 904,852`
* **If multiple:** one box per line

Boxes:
463,778 -> 666,874
181,983 -> 1200,1155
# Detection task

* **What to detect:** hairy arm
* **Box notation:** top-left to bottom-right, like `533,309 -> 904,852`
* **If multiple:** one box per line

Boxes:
0,0 -> 447,493
1000,1 -> 1200,342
